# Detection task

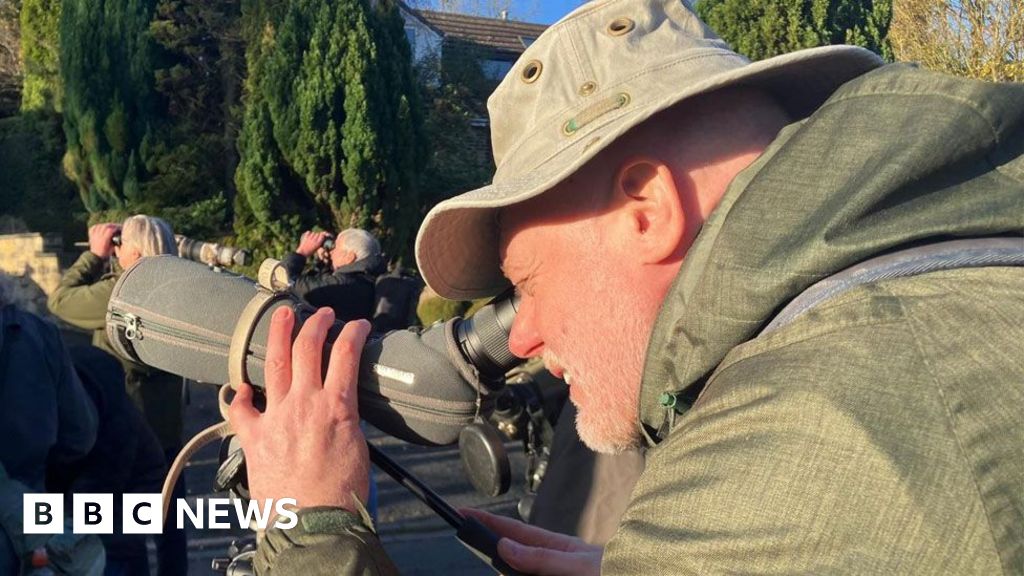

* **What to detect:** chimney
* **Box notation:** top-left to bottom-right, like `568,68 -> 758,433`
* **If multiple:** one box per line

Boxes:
499,9 -> 508,20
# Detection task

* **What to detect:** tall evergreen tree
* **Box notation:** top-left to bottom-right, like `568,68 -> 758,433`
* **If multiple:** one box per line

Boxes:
696,0 -> 893,61
59,0 -> 161,215
234,0 -> 424,263
367,0 -> 425,262
146,0 -> 243,236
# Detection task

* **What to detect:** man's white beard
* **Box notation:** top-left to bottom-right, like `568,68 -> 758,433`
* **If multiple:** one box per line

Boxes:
545,319 -> 647,455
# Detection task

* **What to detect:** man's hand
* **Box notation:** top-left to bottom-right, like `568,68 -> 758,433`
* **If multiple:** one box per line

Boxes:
88,223 -> 120,259
461,508 -> 602,576
296,231 -> 329,258
229,306 -> 372,512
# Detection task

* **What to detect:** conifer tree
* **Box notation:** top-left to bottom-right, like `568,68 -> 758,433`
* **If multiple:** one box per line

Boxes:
146,0 -> 243,236
60,0 -> 161,214
696,0 -> 893,61
234,0 -> 424,262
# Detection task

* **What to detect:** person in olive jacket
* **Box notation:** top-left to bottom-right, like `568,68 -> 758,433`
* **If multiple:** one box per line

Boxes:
47,214 -> 188,575
230,1 -> 1024,575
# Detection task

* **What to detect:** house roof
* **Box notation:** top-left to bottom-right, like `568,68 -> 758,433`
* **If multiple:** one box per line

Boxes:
413,9 -> 548,57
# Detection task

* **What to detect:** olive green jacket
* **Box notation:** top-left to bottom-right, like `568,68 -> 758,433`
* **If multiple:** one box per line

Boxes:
256,65 -> 1024,574
48,252 -> 184,450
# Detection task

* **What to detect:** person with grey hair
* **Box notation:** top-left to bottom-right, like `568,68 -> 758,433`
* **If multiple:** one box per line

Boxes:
282,227 -> 387,322
48,215 -> 188,575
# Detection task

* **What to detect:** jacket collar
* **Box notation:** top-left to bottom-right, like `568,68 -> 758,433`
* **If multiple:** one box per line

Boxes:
635,64 -> 1024,445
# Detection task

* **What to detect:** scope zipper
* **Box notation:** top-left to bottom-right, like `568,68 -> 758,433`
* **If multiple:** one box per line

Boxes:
110,308 -> 230,354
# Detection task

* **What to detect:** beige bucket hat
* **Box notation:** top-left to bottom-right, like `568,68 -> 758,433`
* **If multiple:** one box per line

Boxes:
415,0 -> 884,300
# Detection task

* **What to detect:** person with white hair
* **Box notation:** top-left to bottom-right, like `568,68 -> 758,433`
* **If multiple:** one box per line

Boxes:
48,214 -> 188,575
282,227 -> 387,322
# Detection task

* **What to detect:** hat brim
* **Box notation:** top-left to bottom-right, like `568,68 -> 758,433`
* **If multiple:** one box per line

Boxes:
416,45 -> 884,300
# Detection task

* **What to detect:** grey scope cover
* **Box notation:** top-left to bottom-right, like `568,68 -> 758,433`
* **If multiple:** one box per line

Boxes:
106,255 -> 480,445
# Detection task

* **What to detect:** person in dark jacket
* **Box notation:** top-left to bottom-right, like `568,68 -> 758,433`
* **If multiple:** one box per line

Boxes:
0,273 -> 98,574
0,275 -> 97,491
48,346 -> 166,576
282,228 -> 387,322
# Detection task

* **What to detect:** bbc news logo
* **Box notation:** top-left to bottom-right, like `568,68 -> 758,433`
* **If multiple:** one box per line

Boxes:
24,494 -> 298,534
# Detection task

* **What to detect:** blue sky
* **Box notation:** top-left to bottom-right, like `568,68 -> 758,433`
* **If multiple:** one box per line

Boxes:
409,1 -> 587,25
530,1 -> 588,24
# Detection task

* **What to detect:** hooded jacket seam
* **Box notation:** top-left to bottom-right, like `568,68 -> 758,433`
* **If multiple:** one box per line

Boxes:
818,90 -> 1001,148
893,286 -> 1007,575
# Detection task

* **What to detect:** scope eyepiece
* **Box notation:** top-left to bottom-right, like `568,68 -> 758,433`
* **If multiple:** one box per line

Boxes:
455,290 -> 521,382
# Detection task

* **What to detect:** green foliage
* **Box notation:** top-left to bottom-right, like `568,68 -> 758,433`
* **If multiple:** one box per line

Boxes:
0,1 -> 20,117
416,294 -> 491,325
57,0 -> 239,240
0,112 -> 84,243
419,82 -> 492,207
366,0 -> 426,263
59,0 -> 160,213
415,41 -> 493,214
19,0 -> 60,111
417,294 -> 470,326
234,0 -> 424,264
697,0 -> 893,61
147,0 -> 243,238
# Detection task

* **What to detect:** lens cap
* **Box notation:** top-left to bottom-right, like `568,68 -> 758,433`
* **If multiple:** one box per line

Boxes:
458,422 -> 511,497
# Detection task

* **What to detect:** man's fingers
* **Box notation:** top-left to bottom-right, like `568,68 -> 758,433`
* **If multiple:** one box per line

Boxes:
264,306 -> 295,403
324,319 -> 371,412
291,307 -> 335,393
228,382 -> 259,434
498,540 -> 600,576
459,508 -> 584,552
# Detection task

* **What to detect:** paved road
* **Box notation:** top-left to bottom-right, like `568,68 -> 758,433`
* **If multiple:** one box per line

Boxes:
179,382 -> 529,575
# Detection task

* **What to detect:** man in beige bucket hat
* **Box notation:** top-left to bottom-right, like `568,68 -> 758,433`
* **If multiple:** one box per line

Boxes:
232,0 -> 1024,573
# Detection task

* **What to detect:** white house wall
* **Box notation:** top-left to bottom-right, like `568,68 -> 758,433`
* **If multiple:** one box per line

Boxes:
400,10 -> 443,64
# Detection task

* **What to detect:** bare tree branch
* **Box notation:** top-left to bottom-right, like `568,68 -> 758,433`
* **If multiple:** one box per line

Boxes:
891,0 -> 1023,81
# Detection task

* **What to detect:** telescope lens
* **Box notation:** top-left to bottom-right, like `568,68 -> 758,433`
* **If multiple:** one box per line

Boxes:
455,291 -> 522,381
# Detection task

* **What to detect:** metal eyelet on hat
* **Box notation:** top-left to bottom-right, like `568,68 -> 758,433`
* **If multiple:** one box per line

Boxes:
521,60 -> 543,84
579,81 -> 597,96
607,17 -> 635,36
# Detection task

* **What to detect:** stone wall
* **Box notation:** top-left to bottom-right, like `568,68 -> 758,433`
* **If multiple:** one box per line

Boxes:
0,232 -> 64,316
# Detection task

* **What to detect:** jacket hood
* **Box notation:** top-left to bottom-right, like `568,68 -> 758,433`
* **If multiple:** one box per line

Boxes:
638,64 -> 1024,443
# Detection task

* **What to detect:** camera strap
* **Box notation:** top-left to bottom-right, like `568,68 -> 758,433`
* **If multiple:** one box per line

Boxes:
229,259 -> 292,390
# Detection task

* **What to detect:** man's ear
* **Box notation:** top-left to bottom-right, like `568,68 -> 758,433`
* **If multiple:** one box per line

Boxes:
614,158 -> 686,264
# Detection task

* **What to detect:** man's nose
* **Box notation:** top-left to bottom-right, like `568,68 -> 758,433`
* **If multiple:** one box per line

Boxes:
507,301 -> 543,359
